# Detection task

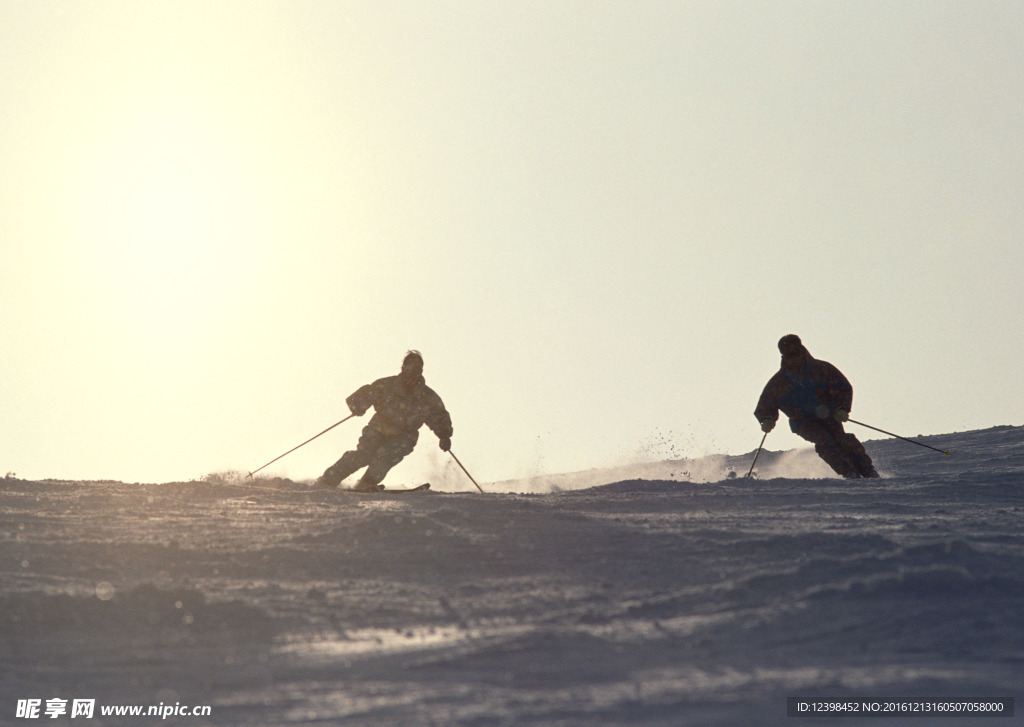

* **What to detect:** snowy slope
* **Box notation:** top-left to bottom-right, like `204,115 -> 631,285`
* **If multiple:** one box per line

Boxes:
1,426 -> 1021,726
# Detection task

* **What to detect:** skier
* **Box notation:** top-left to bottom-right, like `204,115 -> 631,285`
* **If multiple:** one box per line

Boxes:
316,351 -> 453,491
754,334 -> 879,478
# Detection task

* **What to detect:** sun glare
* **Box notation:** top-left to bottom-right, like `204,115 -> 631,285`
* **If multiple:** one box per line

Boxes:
84,108 -> 248,333
118,146 -> 214,277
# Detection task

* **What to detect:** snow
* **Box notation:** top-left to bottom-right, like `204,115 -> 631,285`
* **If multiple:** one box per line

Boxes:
2,425 -> 1022,726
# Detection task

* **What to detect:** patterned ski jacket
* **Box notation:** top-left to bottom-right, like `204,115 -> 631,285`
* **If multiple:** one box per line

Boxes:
754,352 -> 853,432
347,375 -> 453,440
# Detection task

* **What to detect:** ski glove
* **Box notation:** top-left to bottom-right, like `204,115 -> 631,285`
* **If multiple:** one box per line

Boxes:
760,419 -> 775,433
438,437 -> 452,452
834,408 -> 849,423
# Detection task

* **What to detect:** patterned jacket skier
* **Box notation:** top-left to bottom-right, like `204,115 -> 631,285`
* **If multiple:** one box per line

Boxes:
318,351 -> 454,490
754,342 -> 853,434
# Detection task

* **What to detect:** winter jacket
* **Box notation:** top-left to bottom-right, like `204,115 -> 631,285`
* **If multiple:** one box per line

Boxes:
347,375 -> 453,440
754,352 -> 853,432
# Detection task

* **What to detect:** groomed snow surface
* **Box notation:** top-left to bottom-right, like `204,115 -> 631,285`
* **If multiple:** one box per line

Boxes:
2,425 -> 1022,726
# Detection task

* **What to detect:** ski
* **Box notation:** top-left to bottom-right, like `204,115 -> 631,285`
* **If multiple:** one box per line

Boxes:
339,483 -> 431,494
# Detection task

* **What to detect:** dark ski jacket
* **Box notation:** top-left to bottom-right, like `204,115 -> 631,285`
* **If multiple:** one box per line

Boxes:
754,350 -> 853,433
347,375 -> 453,441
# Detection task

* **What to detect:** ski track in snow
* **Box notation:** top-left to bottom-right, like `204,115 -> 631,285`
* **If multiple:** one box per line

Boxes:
2,426 -> 1022,726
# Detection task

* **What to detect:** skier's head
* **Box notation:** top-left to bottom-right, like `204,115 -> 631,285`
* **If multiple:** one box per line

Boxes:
400,350 -> 425,383
778,334 -> 802,356
778,334 -> 806,369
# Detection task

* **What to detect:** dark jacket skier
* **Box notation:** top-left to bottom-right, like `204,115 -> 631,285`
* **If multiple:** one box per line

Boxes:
755,334 -> 878,478
318,351 -> 453,490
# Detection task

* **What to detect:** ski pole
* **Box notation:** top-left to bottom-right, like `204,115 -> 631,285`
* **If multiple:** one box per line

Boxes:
746,430 -> 768,478
847,418 -> 951,456
248,414 -> 356,478
449,450 -> 485,493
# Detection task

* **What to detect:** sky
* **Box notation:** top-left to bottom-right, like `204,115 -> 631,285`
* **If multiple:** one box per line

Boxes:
2,1 -> 1022,487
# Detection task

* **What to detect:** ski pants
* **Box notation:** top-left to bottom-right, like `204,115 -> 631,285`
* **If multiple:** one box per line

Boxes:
321,425 -> 418,487
793,419 -> 875,478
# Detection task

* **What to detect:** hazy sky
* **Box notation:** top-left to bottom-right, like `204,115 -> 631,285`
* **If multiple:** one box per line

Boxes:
2,1 -> 1022,487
